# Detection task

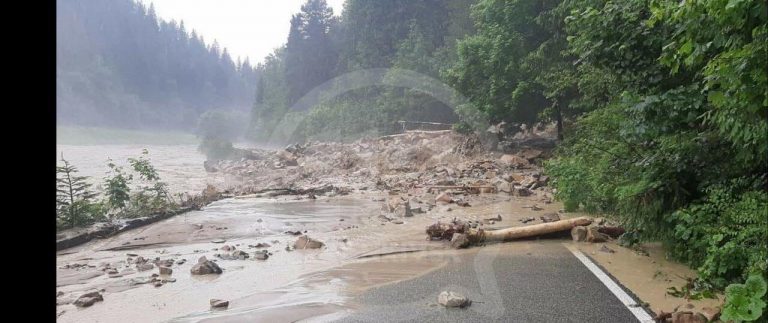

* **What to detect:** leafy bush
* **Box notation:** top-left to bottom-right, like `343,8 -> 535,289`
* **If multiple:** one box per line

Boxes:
666,180 -> 768,286
452,122 -> 473,135
722,274 -> 767,323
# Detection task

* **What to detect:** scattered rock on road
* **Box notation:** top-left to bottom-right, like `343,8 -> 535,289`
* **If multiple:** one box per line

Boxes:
210,299 -> 229,309
438,291 -> 471,308
74,291 -> 103,308
293,235 -> 324,249
158,266 -> 172,275
190,256 -> 223,275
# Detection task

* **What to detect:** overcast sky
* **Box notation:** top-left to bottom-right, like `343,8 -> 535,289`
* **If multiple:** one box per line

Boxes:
137,0 -> 345,65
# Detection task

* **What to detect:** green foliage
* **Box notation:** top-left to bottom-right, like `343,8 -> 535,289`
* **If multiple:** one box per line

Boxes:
248,0 -> 474,142
452,122 -> 473,135
545,0 -> 767,289
722,274 -> 768,322
666,276 -> 718,301
56,156 -> 104,229
101,150 -> 177,219
667,181 -> 768,286
103,159 -> 132,214
125,149 -> 174,216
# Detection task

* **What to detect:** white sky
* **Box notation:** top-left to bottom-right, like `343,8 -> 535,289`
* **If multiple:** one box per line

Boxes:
137,0 -> 345,65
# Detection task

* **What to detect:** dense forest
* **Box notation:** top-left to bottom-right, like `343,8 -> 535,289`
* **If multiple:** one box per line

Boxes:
249,0 -> 476,141
56,0 -> 258,130
250,0 -> 767,307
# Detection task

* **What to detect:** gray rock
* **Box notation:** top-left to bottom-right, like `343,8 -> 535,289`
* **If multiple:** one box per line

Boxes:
438,291 -> 470,308
540,213 -> 560,223
74,291 -> 103,308
190,256 -> 223,275
232,250 -> 249,260
293,235 -> 324,249
254,250 -> 269,260
210,299 -> 229,309
159,266 -> 173,275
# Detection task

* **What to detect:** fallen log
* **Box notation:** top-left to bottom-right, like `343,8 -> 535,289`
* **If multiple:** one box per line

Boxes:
415,185 -> 497,190
427,216 -> 593,248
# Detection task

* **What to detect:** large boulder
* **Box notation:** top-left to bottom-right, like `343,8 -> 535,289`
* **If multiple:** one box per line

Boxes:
586,227 -> 610,243
190,256 -> 223,275
499,154 -> 530,168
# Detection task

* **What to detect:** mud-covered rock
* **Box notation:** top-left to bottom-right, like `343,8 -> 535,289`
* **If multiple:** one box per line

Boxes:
293,235 -> 324,249
190,256 -> 223,275
571,226 -> 588,242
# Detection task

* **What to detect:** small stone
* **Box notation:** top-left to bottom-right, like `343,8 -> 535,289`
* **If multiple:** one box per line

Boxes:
392,220 -> 404,224
571,226 -> 588,242
159,267 -> 172,275
162,278 -> 176,283
210,299 -> 229,309
176,259 -> 186,265
211,239 -> 226,243
540,213 -> 560,223
437,291 -> 470,308
153,282 -> 163,287
220,245 -> 233,252
254,250 -> 269,260
232,250 -> 249,260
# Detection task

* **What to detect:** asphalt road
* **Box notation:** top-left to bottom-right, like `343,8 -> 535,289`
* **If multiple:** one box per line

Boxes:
335,242 -> 650,323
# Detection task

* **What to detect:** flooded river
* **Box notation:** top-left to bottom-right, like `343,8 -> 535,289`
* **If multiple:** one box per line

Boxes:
56,144 -> 221,195
55,143 -> 455,322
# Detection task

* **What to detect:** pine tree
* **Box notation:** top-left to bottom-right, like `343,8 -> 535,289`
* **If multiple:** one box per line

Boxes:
56,155 -> 100,228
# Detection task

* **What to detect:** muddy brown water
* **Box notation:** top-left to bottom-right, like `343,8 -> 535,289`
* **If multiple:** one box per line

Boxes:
55,186 -> 547,322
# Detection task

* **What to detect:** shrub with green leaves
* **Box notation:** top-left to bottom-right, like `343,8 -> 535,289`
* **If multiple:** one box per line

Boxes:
722,274 -> 767,323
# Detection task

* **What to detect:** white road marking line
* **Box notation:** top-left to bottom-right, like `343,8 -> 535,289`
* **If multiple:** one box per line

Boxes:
567,246 -> 655,323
